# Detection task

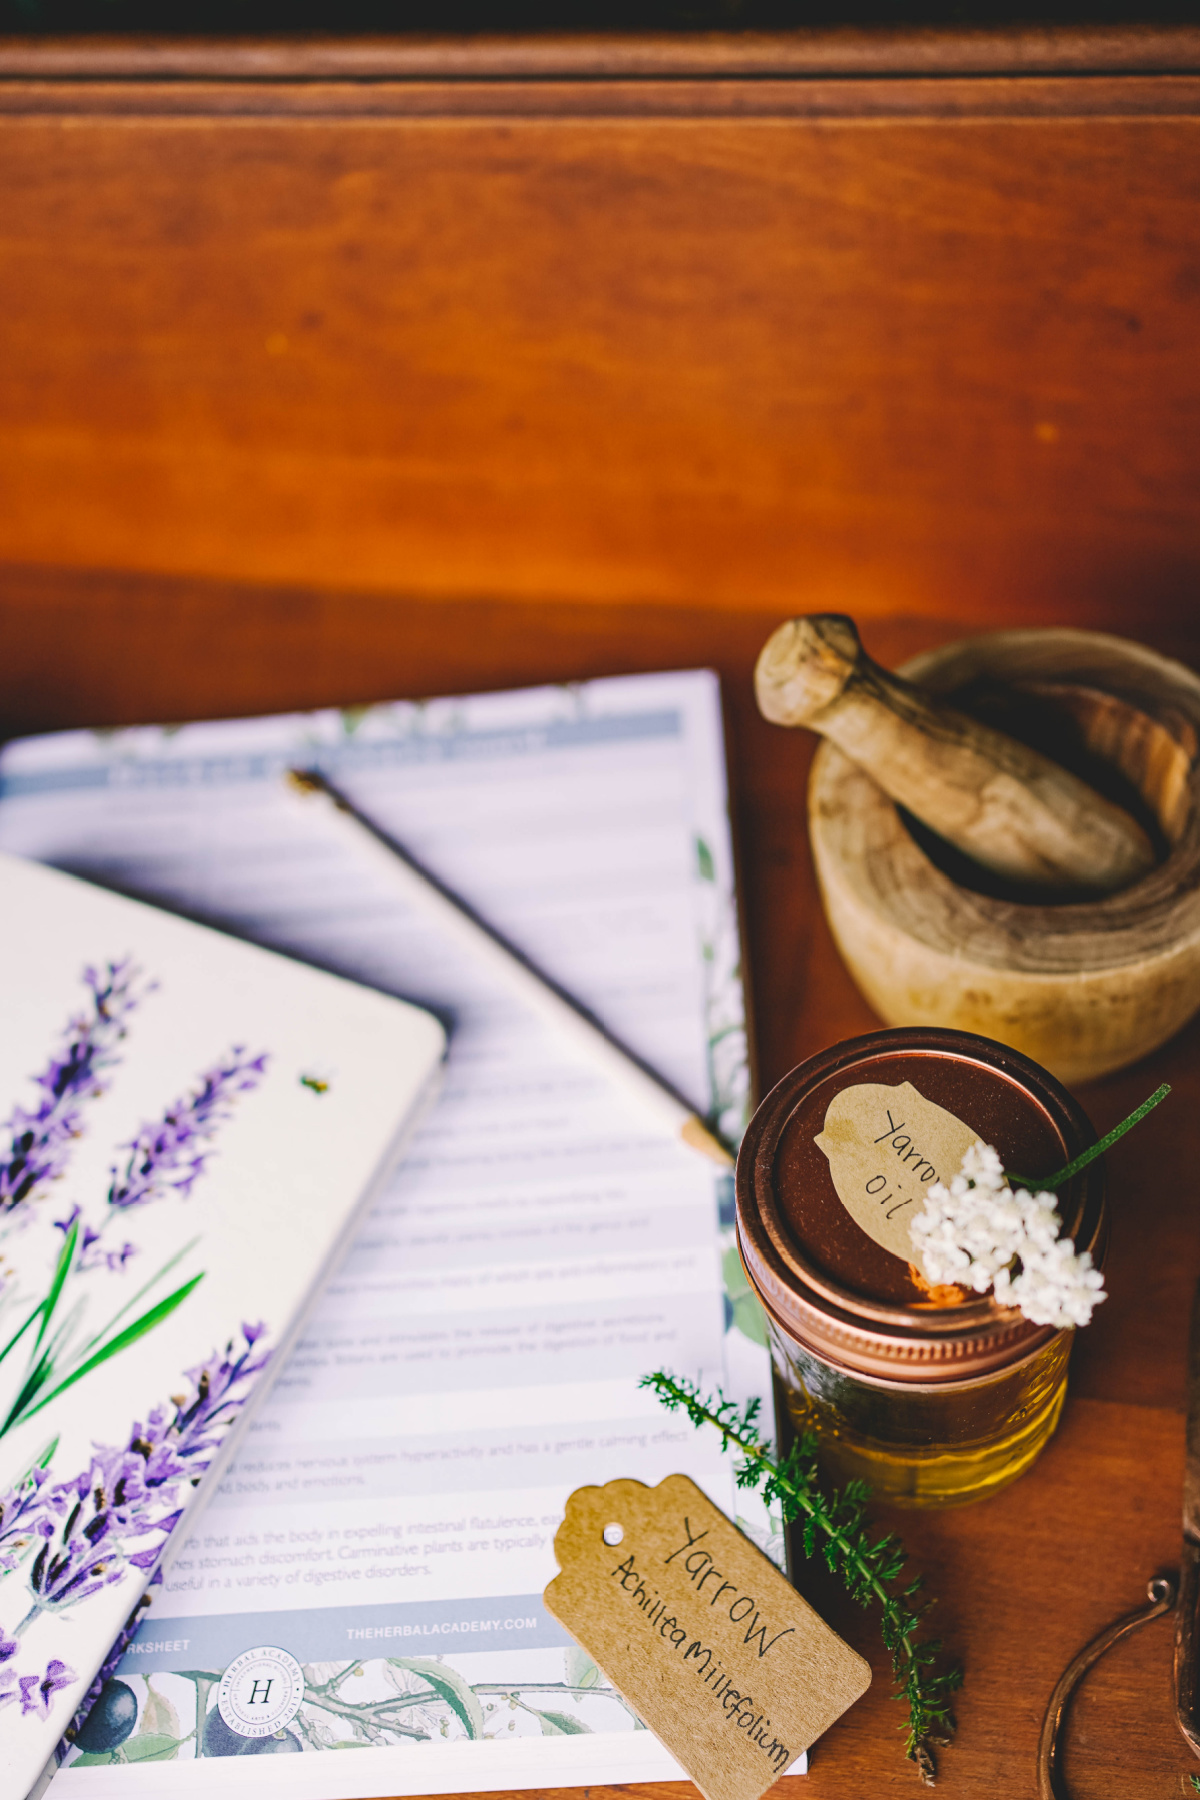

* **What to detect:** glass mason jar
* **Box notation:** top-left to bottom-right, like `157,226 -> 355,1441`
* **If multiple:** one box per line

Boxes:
736,1028 -> 1106,1508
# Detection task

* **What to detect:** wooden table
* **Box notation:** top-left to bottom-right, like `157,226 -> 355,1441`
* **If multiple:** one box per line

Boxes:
3,590 -> 1197,1800
2,24 -> 1199,1800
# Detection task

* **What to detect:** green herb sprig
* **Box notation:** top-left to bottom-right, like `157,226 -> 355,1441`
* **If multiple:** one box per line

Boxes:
642,1371 -> 961,1786
1005,1082 -> 1169,1193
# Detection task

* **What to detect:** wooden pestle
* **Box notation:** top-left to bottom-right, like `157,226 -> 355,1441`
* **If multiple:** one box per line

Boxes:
755,614 -> 1156,895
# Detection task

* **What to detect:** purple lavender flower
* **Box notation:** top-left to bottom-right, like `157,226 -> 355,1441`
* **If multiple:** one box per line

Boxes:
0,1621 -> 21,1718
52,1204 -> 137,1275
168,1321 -> 272,1472
105,1323 -> 273,1500
0,961 -> 144,1218
17,1326 -> 271,1633
0,1638 -> 76,1720
107,1049 -> 268,1213
0,1466 -> 58,1577
16,1659 -> 76,1720
23,1467 -> 134,1619
23,1415 -> 203,1621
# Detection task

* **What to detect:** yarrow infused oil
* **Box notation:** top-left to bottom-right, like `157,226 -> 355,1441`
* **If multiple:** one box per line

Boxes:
735,1028 -> 1108,1507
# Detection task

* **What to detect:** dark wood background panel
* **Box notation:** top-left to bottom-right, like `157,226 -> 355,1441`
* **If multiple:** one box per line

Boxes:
3,27 -> 1200,78
0,103 -> 1197,619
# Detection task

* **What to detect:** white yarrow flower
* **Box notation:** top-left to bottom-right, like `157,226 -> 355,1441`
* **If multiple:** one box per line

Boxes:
910,1140 -> 1105,1330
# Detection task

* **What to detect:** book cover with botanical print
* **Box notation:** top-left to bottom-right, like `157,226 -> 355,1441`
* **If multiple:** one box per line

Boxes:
0,853 -> 445,1799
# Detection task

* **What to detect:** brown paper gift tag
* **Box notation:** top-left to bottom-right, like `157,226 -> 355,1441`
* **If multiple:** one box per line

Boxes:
544,1474 -> 871,1800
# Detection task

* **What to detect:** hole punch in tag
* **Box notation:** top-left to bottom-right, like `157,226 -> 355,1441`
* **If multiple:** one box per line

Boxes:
544,1474 -> 871,1800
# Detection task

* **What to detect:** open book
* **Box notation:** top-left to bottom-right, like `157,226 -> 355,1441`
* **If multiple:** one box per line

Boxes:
0,855 -> 445,1799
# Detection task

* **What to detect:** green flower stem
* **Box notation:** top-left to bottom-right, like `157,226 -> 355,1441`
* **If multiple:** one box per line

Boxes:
642,1371 -> 961,1786
1006,1083 -> 1170,1193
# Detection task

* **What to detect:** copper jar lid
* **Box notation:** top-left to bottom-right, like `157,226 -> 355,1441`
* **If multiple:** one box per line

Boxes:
736,1028 -> 1107,1384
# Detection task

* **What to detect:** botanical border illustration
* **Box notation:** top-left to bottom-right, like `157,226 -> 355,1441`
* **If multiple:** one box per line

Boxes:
0,965 -> 269,1741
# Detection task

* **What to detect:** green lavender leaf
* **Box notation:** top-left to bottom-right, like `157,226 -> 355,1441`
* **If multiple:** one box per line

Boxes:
2,1352 -> 55,1434
0,1293 -> 44,1371
74,1237 -> 201,1363
18,1274 -> 205,1424
31,1219 -> 78,1360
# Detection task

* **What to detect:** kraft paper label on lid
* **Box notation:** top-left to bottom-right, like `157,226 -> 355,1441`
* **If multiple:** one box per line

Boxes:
814,1080 -> 977,1265
544,1474 -> 870,1800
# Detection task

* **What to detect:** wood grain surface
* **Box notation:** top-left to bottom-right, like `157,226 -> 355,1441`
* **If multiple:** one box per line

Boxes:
2,577 -> 1198,1796
2,29 -> 1198,1796
0,42 -> 1197,626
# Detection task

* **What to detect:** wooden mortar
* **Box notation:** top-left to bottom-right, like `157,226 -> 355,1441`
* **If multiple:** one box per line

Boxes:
808,627 -> 1200,1085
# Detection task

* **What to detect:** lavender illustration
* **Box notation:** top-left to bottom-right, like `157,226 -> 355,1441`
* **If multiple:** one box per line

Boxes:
0,1624 -> 75,1722
51,1211 -> 136,1276
0,960 -> 144,1220
1,1326 -> 270,1737
16,1325 -> 270,1633
0,1461 -> 56,1577
46,1046 -> 268,1278
0,968 -> 274,1743
106,1050 -> 269,1214
0,965 -> 267,1444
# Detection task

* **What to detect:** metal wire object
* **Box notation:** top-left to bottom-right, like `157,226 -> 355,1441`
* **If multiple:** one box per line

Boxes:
1037,1576 -> 1178,1800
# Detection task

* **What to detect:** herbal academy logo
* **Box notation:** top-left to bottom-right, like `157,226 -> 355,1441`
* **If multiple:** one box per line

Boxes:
217,1646 -> 305,1740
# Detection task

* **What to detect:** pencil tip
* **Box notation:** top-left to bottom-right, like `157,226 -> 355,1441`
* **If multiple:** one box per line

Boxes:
680,1116 -> 736,1169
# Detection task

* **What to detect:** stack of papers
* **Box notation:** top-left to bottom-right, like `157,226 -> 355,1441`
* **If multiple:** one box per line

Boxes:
0,669 -> 789,1797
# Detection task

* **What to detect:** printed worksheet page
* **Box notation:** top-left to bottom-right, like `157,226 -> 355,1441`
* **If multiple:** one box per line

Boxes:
0,670 -> 792,1798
